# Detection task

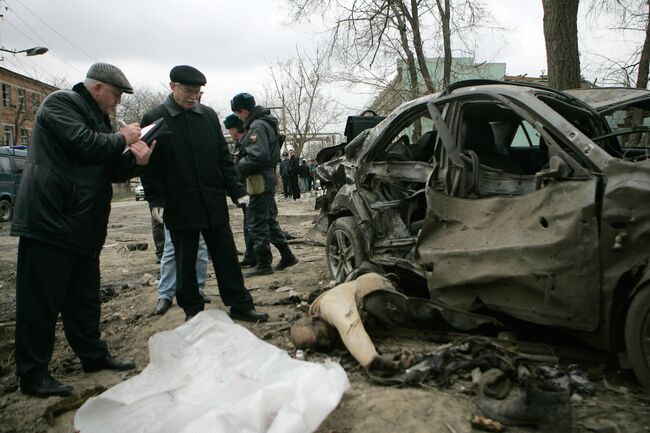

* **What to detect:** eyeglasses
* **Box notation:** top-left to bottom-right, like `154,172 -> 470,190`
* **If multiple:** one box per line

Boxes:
174,83 -> 203,96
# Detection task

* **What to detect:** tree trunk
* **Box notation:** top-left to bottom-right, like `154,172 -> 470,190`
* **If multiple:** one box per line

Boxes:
405,0 -> 435,93
437,0 -> 452,88
636,0 -> 650,89
542,0 -> 581,89
390,2 -> 420,100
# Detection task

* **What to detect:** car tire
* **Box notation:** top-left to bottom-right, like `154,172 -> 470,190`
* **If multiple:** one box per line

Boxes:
326,216 -> 367,283
0,199 -> 12,222
625,287 -> 650,390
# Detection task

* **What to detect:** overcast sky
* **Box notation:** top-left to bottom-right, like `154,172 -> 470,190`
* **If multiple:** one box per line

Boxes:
0,0 -> 642,125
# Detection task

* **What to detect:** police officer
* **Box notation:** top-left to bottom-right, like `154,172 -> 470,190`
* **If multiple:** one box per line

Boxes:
224,113 -> 256,268
142,67 -> 268,322
231,92 -> 298,277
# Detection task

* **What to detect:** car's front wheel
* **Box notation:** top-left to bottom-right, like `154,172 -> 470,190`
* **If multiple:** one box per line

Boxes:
625,287 -> 650,390
0,199 -> 12,222
326,216 -> 366,283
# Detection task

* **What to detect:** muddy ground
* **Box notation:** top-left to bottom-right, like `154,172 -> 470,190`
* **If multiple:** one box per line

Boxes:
0,193 -> 649,433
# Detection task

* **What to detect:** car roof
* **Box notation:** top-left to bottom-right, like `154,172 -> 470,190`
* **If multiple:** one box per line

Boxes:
564,88 -> 650,113
0,146 -> 27,157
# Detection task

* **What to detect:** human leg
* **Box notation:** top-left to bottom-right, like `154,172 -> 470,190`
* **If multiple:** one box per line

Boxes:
197,233 -> 211,303
240,205 -> 256,267
169,229 -> 204,318
157,225 -> 176,302
245,192 -> 274,277
269,197 -> 298,271
15,238 -> 74,395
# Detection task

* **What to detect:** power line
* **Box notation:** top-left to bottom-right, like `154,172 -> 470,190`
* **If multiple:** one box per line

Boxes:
9,0 -> 96,61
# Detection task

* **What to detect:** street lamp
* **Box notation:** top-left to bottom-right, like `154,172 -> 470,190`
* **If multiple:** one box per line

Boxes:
0,46 -> 48,56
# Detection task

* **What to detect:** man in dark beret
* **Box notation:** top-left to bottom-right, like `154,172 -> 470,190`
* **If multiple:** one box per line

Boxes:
141,66 -> 268,323
231,92 -> 298,277
224,113 -> 256,268
11,62 -> 153,397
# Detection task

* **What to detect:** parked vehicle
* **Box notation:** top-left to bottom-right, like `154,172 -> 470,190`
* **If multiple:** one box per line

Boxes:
0,146 -> 27,222
134,184 -> 145,201
315,80 -> 650,389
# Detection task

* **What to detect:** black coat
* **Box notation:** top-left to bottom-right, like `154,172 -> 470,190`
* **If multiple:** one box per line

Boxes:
141,95 -> 245,230
237,106 -> 281,192
11,83 -> 139,256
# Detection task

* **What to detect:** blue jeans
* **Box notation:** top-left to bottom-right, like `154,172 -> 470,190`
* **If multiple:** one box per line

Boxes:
158,226 -> 208,301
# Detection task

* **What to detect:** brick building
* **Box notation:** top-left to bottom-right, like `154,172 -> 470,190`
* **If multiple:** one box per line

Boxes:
0,66 -> 58,146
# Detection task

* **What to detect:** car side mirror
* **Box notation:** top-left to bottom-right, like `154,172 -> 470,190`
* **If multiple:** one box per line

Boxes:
535,155 -> 572,181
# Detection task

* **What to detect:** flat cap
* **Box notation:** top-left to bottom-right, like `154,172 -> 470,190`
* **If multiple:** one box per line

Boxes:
86,63 -> 133,94
224,113 -> 244,130
230,92 -> 255,112
170,65 -> 207,86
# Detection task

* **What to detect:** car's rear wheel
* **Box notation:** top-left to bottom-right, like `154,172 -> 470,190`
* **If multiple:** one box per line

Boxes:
625,287 -> 650,390
0,199 -> 12,222
326,216 -> 366,283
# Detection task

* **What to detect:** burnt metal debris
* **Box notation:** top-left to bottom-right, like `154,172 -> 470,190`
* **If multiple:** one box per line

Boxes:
314,81 -> 650,389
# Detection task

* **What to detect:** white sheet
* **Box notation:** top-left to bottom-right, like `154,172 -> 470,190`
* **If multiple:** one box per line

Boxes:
75,310 -> 349,433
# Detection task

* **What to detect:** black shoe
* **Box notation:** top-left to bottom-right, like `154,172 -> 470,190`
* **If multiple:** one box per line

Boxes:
20,375 -> 73,398
153,298 -> 172,315
477,369 -> 571,431
244,265 -> 273,277
185,314 -> 195,322
239,257 -> 257,268
81,355 -> 136,373
230,308 -> 269,323
275,255 -> 298,271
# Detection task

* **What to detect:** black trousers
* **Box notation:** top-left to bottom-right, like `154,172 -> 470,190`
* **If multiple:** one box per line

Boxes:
15,238 -> 108,382
247,190 -> 288,251
289,174 -> 300,199
169,226 -> 254,316
281,174 -> 290,197
242,205 -> 255,261
151,215 -> 165,260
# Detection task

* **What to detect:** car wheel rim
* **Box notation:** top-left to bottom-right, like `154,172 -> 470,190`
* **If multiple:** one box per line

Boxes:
329,228 -> 356,281
0,202 -> 9,219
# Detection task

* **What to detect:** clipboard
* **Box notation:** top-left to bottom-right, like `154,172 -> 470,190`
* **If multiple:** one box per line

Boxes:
140,117 -> 167,145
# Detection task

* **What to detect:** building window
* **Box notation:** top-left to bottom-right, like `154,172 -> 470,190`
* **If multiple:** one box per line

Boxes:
19,128 -> 29,144
31,92 -> 41,112
3,125 -> 14,146
17,88 -> 25,111
2,84 -> 12,108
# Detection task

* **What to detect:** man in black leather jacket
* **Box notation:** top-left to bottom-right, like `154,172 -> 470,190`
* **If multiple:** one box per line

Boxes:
231,93 -> 298,277
11,63 -> 153,397
142,66 -> 268,323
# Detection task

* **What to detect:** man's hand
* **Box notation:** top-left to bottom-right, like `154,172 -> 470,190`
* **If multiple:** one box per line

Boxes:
131,140 -> 156,166
151,206 -> 164,224
237,195 -> 250,207
120,123 -> 141,145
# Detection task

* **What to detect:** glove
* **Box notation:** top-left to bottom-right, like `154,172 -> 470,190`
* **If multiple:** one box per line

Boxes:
237,195 -> 250,206
151,207 -> 164,224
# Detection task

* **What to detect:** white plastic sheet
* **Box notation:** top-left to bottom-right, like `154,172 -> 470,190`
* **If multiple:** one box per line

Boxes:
75,310 -> 350,433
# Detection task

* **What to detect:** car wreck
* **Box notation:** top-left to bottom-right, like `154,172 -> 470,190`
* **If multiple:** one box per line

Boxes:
314,80 -> 650,389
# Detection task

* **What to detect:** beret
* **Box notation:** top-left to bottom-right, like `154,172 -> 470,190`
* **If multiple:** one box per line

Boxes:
230,93 -> 255,112
224,113 -> 244,130
169,65 -> 207,85
86,63 -> 133,94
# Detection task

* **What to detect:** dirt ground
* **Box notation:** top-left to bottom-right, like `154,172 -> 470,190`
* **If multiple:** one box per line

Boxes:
0,193 -> 649,433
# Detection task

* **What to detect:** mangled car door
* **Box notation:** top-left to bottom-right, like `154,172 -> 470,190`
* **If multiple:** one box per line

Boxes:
416,93 -> 601,332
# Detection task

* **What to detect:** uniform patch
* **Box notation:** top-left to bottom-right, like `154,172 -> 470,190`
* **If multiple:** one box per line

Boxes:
250,134 -> 257,143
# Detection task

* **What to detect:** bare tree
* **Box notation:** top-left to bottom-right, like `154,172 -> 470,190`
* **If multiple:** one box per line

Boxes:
267,46 -> 341,156
588,0 -> 650,88
116,86 -> 168,125
285,0 -> 491,101
542,0 -> 582,90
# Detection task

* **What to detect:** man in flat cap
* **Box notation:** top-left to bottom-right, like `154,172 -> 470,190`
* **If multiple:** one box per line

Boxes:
11,62 -> 153,397
231,92 -> 298,277
141,66 -> 268,323
224,113 -> 256,268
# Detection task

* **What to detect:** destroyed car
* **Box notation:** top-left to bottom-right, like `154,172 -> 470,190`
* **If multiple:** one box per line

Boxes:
315,80 -> 650,389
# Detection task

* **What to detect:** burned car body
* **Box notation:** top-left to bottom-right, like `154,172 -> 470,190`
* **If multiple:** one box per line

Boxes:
315,81 -> 650,388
